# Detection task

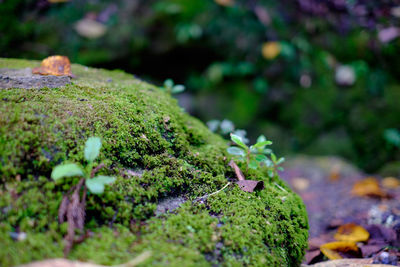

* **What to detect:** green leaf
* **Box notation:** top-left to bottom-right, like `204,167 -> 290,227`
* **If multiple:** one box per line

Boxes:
249,160 -> 258,169
384,129 -> 400,147
256,135 -> 266,143
227,146 -> 245,157
252,140 -> 273,149
262,148 -> 272,155
230,134 -> 247,149
171,85 -> 185,94
164,79 -> 174,88
51,163 -> 83,181
85,175 -> 116,194
271,153 -> 277,162
84,137 -> 102,162
255,154 -> 268,162
276,157 -> 285,165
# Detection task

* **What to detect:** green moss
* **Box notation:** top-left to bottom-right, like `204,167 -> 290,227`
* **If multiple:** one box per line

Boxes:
0,58 -> 308,266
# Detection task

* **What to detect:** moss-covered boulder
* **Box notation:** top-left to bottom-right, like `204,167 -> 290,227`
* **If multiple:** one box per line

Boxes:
0,58 -> 308,266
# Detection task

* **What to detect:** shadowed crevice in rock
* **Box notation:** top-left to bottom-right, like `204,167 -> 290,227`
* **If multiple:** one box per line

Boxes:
0,68 -> 71,89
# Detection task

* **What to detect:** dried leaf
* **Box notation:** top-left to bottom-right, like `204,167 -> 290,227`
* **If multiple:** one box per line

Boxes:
236,180 -> 264,193
365,224 -> 397,244
228,160 -> 264,192
320,241 -> 360,260
329,164 -> 341,182
261,42 -> 281,60
229,160 -> 245,181
351,177 -> 389,198
214,0 -> 234,7
309,235 -> 335,250
32,56 -> 73,77
64,179 -> 86,256
74,18 -> 107,39
360,244 -> 383,257
58,195 -> 69,223
381,177 -> 400,189
334,223 -> 369,243
307,258 -> 394,267
305,249 -> 323,264
292,177 -> 310,192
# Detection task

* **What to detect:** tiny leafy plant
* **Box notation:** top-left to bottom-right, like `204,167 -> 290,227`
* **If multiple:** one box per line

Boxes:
207,118 -> 249,143
52,137 -> 115,194
384,128 -> 400,148
51,137 -> 115,256
227,134 -> 285,176
161,78 -> 186,94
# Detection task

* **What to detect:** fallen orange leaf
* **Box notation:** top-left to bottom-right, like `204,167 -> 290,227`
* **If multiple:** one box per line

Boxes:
320,241 -> 359,260
32,55 -> 73,77
329,164 -> 341,182
351,177 -> 388,198
382,177 -> 400,189
334,223 -> 369,242
261,42 -> 281,60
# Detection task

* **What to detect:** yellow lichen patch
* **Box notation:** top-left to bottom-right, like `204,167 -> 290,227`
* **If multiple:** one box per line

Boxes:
32,55 -> 73,76
320,241 -> 359,260
351,177 -> 388,198
262,42 -> 281,60
334,223 -> 369,242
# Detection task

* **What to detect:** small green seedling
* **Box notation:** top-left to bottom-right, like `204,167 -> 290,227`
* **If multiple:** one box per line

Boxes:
51,137 -> 115,194
384,128 -> 400,148
51,137 -> 115,256
207,118 -> 249,143
161,78 -> 185,94
227,134 -> 285,176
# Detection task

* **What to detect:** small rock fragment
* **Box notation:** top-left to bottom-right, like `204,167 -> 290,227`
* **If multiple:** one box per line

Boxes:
10,232 -> 27,241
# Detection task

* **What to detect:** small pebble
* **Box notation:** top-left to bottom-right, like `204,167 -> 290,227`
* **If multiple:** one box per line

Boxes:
373,251 -> 398,265
9,232 -> 27,241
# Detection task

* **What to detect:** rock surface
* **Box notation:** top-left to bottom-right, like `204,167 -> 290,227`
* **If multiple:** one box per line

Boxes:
0,68 -> 71,89
0,58 -> 308,266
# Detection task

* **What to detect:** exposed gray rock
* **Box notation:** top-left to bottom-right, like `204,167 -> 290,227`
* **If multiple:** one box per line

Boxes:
0,68 -> 71,89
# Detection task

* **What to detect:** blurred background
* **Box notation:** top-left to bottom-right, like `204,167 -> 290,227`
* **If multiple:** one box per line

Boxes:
1,0 -> 400,174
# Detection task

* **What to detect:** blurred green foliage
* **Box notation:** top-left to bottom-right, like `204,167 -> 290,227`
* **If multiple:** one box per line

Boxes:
1,0 -> 400,172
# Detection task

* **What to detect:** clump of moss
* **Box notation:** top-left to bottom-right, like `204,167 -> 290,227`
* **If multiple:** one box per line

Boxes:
0,58 -> 308,266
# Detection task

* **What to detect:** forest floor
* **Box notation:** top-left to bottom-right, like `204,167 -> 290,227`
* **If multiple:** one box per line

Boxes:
280,156 -> 400,266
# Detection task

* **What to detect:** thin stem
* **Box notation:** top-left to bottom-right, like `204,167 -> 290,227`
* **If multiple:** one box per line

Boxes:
91,163 -> 105,178
246,149 -> 250,173
115,251 -> 152,267
193,182 -> 231,202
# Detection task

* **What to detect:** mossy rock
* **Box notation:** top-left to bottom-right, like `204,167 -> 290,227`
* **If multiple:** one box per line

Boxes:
0,58 -> 308,266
